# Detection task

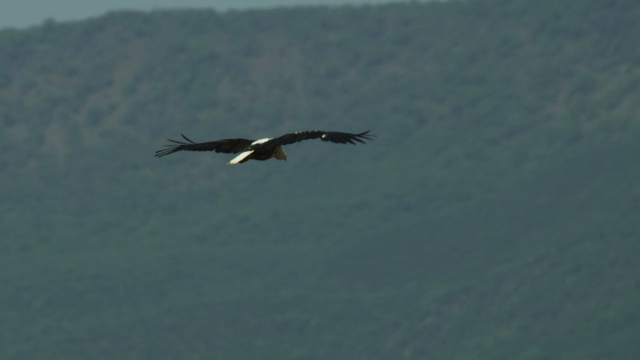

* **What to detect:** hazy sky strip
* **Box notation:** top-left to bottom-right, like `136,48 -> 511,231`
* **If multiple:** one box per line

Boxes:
2,0 -> 409,29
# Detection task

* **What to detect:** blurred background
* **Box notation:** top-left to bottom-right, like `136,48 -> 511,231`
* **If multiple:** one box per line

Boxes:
1,0 -> 639,359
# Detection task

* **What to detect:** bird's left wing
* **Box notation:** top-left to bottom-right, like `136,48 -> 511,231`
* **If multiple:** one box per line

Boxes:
155,134 -> 254,158
261,130 -> 373,148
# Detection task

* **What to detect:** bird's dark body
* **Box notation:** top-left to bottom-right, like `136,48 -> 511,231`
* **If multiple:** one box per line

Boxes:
239,149 -> 274,162
155,130 -> 373,164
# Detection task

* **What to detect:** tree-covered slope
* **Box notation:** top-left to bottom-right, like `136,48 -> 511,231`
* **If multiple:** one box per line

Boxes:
1,0 -> 639,359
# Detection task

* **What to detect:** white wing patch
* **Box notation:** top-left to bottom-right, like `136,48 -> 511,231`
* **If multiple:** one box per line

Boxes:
251,138 -> 272,145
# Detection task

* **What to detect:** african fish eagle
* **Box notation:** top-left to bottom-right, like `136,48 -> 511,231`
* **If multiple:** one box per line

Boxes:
155,130 -> 373,164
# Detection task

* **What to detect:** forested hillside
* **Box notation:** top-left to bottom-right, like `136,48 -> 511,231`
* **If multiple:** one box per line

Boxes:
1,0 -> 639,359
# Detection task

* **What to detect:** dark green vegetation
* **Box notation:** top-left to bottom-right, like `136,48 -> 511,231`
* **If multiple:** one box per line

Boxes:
1,0 -> 640,358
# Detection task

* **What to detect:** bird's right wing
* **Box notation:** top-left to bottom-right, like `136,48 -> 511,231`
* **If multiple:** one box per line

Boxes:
155,134 -> 254,158
265,130 -> 373,148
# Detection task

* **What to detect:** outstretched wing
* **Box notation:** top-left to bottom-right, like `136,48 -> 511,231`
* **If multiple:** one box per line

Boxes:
260,130 -> 373,149
155,134 -> 254,158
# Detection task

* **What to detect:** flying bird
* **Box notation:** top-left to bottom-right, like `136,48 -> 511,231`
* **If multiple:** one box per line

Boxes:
155,130 -> 373,165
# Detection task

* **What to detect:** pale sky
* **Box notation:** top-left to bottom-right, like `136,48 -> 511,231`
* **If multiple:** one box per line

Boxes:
2,0 -> 409,29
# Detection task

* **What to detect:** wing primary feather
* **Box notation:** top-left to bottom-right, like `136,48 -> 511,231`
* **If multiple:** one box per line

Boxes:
155,134 -> 199,157
166,139 -> 186,145
181,133 -> 196,144
325,130 -> 373,145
